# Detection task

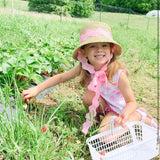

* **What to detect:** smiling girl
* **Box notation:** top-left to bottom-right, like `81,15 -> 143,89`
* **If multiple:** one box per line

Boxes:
22,22 -> 159,135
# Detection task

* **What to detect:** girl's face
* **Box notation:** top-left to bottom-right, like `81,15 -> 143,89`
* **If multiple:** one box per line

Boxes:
83,42 -> 111,70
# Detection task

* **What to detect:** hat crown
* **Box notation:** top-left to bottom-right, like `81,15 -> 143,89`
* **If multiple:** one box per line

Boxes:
80,22 -> 112,37
79,22 -> 113,45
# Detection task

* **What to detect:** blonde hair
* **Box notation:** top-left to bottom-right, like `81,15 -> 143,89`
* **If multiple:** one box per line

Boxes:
78,50 -> 128,87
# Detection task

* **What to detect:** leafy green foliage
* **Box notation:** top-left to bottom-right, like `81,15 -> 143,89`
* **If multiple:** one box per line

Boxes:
101,0 -> 158,13
28,0 -> 95,17
0,35 -> 77,90
70,0 -> 95,17
0,15 -> 79,92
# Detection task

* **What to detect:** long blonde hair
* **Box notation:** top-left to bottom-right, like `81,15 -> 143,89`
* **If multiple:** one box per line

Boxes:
78,46 -> 127,87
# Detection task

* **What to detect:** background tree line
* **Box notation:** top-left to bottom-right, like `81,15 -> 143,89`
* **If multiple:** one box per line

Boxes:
98,0 -> 158,14
27,0 -> 158,18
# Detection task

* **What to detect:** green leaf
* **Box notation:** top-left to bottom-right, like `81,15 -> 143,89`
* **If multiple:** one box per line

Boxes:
26,58 -> 36,64
54,55 -> 61,62
46,65 -> 52,73
30,73 -> 43,84
7,57 -> 17,65
2,62 -> 11,74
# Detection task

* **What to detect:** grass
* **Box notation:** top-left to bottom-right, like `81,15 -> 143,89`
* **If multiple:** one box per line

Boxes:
0,0 -> 29,11
0,1 -> 159,159
0,81 -> 93,159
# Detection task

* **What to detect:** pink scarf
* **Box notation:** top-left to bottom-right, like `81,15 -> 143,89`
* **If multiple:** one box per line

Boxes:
77,51 -> 113,134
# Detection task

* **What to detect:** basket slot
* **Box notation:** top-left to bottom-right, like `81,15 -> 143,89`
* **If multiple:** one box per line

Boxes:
134,124 -> 143,141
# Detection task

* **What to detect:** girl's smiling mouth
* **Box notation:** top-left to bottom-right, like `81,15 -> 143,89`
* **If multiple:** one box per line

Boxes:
94,54 -> 105,59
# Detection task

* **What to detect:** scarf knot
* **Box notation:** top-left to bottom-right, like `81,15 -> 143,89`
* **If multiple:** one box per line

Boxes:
88,71 -> 107,90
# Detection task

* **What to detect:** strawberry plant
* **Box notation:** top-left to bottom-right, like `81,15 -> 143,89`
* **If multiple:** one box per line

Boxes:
0,31 -> 78,93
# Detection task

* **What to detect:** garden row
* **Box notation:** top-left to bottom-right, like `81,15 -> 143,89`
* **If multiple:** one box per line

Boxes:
0,32 -> 78,93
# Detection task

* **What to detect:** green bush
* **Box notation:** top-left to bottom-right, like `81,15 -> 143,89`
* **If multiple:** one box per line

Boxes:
70,0 -> 95,17
28,0 -> 95,17
28,0 -> 53,13
101,0 -> 158,14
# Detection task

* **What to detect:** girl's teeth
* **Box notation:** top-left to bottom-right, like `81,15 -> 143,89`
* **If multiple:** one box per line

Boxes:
95,55 -> 104,58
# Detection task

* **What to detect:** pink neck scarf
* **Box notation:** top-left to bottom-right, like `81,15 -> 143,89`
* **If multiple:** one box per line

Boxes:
77,51 -> 113,134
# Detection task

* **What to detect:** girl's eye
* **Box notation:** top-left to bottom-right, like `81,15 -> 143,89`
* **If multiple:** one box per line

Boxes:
102,44 -> 107,47
90,45 -> 96,48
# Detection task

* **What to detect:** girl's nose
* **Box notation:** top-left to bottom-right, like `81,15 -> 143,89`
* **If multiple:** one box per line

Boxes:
97,46 -> 103,52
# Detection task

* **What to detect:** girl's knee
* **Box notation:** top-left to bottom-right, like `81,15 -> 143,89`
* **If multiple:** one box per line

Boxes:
82,90 -> 95,106
82,90 -> 106,106
128,111 -> 142,122
98,112 -> 117,133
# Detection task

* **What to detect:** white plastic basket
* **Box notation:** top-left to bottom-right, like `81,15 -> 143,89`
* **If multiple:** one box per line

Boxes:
86,117 -> 159,160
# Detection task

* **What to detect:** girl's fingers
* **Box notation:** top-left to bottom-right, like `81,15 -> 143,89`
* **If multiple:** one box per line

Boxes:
22,90 -> 28,97
120,120 -> 127,128
115,116 -> 127,128
22,91 -> 32,101
115,117 -> 121,125
22,87 -> 38,102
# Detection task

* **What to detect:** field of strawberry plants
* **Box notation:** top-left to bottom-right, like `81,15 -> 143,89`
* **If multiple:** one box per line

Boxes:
0,14 -> 82,93
0,4 -> 159,160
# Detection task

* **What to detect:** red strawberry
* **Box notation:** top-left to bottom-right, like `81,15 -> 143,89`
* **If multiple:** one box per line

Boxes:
43,72 -> 47,75
20,76 -> 26,81
41,125 -> 47,133
67,136 -> 71,146
25,98 -> 30,104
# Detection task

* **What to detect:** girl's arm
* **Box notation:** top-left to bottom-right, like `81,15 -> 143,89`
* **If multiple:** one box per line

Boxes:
22,64 -> 81,101
115,72 -> 137,126
37,64 -> 80,92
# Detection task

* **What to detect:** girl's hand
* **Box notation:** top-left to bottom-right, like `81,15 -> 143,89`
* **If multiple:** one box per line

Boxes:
22,86 -> 39,102
115,109 -> 130,128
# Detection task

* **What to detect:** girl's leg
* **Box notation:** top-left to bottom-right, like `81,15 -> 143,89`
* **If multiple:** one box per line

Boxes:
82,89 -> 108,123
98,111 -> 117,133
82,90 -> 99,123
82,89 -> 108,111
136,108 -> 159,129
82,89 -> 95,107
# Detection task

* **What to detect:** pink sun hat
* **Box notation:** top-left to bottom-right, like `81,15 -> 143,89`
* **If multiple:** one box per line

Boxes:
72,22 -> 122,60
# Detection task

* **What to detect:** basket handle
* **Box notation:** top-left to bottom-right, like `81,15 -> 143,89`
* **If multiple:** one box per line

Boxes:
110,116 -> 138,144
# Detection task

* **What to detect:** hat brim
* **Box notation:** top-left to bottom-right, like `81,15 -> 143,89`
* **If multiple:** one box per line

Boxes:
73,36 -> 122,60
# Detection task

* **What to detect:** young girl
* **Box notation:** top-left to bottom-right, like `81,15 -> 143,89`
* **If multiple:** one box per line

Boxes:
22,22 -> 159,135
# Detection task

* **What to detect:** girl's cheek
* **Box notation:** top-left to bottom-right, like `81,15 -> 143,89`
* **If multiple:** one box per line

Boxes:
81,49 -> 87,57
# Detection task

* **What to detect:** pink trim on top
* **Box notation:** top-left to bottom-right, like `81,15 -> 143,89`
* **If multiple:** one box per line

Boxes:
117,69 -> 127,88
80,28 -> 113,43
